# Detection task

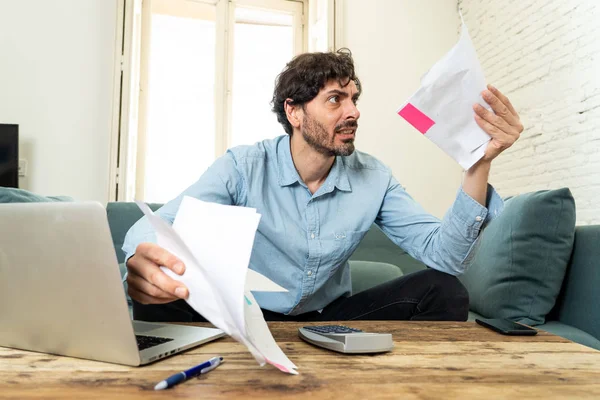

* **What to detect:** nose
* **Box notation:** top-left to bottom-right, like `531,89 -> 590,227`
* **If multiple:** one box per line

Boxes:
346,101 -> 360,120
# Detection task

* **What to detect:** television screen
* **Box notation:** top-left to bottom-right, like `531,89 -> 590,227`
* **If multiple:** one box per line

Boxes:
0,124 -> 19,188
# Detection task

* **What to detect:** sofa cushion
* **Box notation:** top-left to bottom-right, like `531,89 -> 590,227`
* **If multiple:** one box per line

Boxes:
351,225 -> 427,275
467,310 -> 483,322
468,311 -> 600,350
536,321 -> 600,351
459,188 -> 576,326
349,260 -> 403,295
0,187 -> 72,203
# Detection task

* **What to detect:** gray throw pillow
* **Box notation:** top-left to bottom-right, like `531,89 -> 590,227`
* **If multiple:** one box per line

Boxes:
460,188 -> 576,326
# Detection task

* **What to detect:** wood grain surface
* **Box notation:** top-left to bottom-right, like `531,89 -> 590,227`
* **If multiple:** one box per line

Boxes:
1,321 -> 599,399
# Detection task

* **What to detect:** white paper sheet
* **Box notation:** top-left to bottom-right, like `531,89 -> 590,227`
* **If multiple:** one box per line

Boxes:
135,201 -> 230,332
397,22 -> 492,170
173,197 -> 261,338
135,197 -> 297,374
243,291 -> 298,373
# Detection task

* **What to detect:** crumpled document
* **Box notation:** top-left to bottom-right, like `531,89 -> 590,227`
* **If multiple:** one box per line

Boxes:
136,197 -> 298,374
397,22 -> 492,170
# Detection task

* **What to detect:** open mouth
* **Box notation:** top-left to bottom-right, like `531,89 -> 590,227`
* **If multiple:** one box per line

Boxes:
336,129 -> 356,137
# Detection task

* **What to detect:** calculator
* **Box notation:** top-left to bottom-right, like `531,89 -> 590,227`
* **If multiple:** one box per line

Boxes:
298,325 -> 393,354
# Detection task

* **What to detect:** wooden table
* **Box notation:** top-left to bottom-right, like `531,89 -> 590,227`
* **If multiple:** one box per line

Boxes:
1,321 -> 600,399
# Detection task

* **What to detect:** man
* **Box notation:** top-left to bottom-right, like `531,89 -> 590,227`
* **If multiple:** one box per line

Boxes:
123,49 -> 523,323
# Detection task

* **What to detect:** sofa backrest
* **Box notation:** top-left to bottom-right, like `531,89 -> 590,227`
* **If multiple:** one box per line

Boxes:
350,224 -> 427,275
549,225 -> 600,341
105,200 -> 600,344
106,202 -> 162,263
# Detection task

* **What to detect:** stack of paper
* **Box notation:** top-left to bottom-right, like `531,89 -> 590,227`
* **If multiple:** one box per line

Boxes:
397,22 -> 492,170
136,196 -> 298,374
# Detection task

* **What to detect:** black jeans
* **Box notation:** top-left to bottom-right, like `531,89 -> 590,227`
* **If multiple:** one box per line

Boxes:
132,269 -> 469,323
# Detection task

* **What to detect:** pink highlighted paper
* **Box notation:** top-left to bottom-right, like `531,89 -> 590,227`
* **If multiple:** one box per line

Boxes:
397,103 -> 435,134
395,22 -> 492,170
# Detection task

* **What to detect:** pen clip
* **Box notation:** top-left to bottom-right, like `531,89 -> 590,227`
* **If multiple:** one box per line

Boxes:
200,361 -> 220,374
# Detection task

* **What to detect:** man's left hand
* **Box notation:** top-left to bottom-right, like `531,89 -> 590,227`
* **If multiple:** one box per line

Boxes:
473,84 -> 524,163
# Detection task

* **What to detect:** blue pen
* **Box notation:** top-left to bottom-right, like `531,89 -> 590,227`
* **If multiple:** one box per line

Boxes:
154,356 -> 223,390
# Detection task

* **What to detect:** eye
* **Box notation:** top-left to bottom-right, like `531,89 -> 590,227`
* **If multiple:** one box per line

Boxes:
328,96 -> 339,104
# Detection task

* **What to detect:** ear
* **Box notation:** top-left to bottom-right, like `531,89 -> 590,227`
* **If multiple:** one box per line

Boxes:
284,99 -> 302,130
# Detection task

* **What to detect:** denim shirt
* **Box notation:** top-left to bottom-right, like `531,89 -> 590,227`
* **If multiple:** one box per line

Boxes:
123,135 -> 503,315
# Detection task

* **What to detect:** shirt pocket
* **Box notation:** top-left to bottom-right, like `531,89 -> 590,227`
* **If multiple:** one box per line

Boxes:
322,229 -> 369,277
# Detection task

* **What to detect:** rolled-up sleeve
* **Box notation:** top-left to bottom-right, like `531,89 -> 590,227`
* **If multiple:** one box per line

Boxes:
376,176 -> 503,276
122,151 -> 244,264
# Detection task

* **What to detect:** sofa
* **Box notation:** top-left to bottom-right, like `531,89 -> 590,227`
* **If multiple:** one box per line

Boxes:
349,188 -> 600,351
351,226 -> 600,349
2,187 -> 599,350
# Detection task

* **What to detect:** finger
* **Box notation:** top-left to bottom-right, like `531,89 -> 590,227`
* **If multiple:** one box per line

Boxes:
481,89 -> 521,129
146,266 -> 189,299
128,285 -> 175,305
127,253 -> 189,299
137,242 -> 186,275
474,113 -> 510,143
127,270 -> 179,302
473,103 -> 517,137
488,84 -> 519,118
484,87 -> 525,133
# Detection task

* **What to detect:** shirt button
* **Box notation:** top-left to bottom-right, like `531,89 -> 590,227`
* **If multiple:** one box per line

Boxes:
310,233 -> 315,239
307,270 -> 312,276
475,216 -> 483,222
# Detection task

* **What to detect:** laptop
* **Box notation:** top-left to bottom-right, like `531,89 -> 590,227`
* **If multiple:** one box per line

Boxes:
0,201 -> 225,366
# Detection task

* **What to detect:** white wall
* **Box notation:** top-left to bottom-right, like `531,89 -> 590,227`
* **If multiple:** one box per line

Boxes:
0,0 -> 119,203
459,0 -> 600,225
337,0 -> 463,218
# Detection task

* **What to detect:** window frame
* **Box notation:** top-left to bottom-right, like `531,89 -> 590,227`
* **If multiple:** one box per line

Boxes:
109,0 -> 308,202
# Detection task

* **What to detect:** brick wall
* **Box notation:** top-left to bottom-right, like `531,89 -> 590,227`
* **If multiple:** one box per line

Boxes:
458,0 -> 600,225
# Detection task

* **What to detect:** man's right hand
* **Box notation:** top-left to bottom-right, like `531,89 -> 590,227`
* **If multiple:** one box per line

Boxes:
126,242 -> 189,304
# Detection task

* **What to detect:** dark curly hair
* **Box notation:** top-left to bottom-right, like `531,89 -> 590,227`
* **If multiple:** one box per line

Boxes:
271,48 -> 362,135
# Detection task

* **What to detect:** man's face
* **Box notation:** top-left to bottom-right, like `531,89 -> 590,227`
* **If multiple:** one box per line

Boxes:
300,79 -> 361,157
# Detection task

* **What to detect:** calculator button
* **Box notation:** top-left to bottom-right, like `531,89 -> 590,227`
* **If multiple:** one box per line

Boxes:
303,325 -> 363,334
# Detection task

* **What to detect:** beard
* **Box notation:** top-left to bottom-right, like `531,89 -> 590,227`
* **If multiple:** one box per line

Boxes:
301,113 -> 357,157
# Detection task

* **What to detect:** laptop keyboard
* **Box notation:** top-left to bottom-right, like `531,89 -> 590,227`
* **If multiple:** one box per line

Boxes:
136,335 -> 174,351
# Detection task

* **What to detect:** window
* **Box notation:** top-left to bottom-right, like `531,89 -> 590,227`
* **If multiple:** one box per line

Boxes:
143,1 -> 217,203
113,0 -> 306,203
230,6 -> 300,147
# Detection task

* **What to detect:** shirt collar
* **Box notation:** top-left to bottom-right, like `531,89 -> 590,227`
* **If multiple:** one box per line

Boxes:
277,135 -> 302,187
277,135 -> 352,192
329,156 -> 352,192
